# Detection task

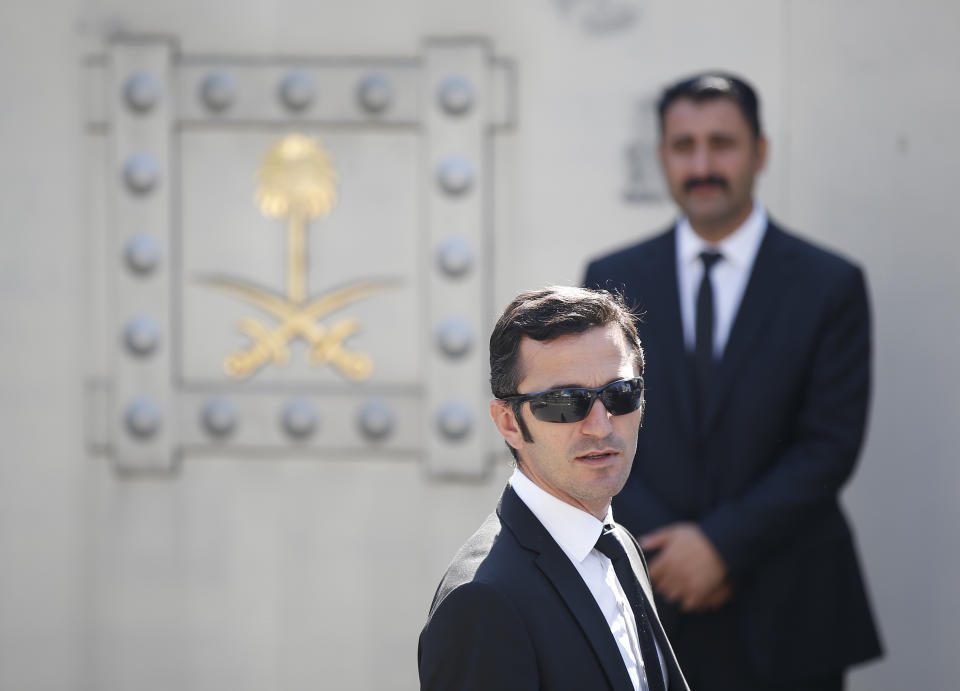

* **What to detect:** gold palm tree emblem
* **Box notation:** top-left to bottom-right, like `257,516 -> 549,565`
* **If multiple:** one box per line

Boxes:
202,133 -> 397,381
256,134 -> 338,304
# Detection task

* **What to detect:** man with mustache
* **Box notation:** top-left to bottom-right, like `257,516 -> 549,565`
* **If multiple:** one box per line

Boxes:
584,73 -> 882,690
419,286 -> 689,691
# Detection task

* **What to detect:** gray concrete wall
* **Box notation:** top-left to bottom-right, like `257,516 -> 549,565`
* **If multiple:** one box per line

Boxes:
1,0 -> 957,689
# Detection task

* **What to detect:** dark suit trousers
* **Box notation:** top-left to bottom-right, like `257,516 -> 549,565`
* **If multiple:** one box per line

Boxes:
668,604 -> 844,691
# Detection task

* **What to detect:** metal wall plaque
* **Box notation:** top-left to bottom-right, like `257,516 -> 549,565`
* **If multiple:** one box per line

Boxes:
623,94 -> 667,203
85,36 -> 515,477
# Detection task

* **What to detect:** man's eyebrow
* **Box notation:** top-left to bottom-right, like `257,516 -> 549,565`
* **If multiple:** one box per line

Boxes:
538,377 -> 626,391
708,132 -> 737,142
541,383 -> 585,391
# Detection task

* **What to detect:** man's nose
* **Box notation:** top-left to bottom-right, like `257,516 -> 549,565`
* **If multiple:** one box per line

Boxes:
690,144 -> 711,176
580,397 -> 614,436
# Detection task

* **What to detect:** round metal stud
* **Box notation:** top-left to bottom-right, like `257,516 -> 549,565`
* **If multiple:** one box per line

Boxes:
124,233 -> 161,275
436,401 -> 473,441
202,397 -> 238,438
357,73 -> 393,114
435,236 -> 474,278
123,72 -> 161,113
357,400 -> 395,441
281,398 -> 319,439
279,70 -> 316,111
436,317 -> 474,358
436,155 -> 474,196
437,75 -> 474,116
123,316 -> 161,357
200,72 -> 237,112
122,154 -> 160,195
125,397 -> 162,440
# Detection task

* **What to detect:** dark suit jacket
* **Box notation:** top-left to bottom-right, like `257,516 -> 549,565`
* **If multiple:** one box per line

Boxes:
584,221 -> 883,682
418,485 -> 690,691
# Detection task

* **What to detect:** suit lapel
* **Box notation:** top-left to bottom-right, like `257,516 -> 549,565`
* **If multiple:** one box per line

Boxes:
498,488 -> 635,691
702,223 -> 788,432
644,230 -> 698,438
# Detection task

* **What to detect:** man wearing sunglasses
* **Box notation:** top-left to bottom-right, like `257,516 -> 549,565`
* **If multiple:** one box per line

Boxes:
419,286 -> 689,691
584,73 -> 882,690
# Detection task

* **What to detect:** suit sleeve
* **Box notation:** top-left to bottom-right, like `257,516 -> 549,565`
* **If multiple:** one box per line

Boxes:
699,265 -> 871,578
418,581 -> 538,691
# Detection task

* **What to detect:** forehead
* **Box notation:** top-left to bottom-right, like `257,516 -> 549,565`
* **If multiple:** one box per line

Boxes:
662,97 -> 752,138
516,324 -> 635,391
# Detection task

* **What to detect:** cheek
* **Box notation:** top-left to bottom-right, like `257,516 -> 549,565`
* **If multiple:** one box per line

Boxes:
614,413 -> 643,440
540,426 -> 577,455
663,158 -> 689,180
527,419 -> 561,446
723,152 -> 755,178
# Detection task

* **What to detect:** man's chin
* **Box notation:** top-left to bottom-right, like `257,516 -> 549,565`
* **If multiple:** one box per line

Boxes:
684,199 -> 730,222
577,472 -> 630,502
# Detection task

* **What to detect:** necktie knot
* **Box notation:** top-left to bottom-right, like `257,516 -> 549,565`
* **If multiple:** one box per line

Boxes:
595,527 -> 626,563
699,249 -> 723,273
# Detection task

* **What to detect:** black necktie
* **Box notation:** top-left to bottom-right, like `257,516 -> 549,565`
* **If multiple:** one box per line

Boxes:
695,250 -> 723,407
595,527 -> 667,691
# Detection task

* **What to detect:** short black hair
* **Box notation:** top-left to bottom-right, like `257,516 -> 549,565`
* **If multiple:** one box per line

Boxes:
489,286 -> 644,459
657,72 -> 763,138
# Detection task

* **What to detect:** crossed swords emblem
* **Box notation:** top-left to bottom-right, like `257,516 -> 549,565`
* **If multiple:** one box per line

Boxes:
201,134 -> 396,381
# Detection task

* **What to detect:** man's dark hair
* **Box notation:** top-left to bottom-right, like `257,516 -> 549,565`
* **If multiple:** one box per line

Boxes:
489,286 -> 644,459
657,72 -> 763,139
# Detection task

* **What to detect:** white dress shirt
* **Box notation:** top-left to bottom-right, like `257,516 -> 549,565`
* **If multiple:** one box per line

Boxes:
676,202 -> 768,358
510,468 -> 668,690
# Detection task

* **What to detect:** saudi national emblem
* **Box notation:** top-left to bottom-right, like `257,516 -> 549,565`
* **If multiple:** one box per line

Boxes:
202,133 -> 396,381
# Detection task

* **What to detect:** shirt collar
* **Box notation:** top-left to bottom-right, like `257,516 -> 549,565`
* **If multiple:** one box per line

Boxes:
509,467 -> 611,563
677,201 -> 768,270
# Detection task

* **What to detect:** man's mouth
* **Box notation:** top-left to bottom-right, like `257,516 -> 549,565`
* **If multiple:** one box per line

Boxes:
577,450 -> 619,462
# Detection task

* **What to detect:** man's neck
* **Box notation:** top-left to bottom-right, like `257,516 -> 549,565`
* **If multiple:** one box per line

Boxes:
515,465 -> 611,521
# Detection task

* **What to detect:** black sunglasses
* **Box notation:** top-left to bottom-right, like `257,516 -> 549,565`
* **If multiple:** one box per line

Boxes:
500,377 -> 644,423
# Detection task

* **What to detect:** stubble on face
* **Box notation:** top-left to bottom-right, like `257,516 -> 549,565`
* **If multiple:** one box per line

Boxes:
509,325 -> 642,519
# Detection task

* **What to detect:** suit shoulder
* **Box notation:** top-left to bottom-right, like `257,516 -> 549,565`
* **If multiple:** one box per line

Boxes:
770,223 -> 865,281
584,227 -> 674,288
427,579 -> 520,626
428,511 -> 528,615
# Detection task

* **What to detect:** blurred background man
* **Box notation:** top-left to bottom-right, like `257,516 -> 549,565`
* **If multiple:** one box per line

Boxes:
585,73 -> 883,691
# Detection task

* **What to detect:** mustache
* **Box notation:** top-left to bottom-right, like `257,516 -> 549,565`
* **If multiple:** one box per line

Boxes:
683,175 -> 729,192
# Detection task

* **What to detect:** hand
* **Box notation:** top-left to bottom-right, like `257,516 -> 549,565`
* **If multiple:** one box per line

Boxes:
699,581 -> 734,610
641,522 -> 729,612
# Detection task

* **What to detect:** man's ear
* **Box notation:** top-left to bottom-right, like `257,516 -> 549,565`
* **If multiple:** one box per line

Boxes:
490,400 -> 524,453
754,135 -> 768,172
